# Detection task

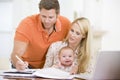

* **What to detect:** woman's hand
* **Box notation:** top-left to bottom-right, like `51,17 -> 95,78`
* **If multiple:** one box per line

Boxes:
70,69 -> 77,75
70,65 -> 78,75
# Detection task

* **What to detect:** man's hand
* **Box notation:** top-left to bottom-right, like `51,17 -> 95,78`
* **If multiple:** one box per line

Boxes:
16,60 -> 28,71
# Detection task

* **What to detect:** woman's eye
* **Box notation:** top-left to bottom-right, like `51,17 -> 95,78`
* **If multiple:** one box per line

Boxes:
70,29 -> 74,32
76,32 -> 80,35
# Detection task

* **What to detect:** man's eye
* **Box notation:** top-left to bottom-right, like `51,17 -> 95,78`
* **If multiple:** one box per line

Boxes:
42,15 -> 46,18
49,16 -> 53,19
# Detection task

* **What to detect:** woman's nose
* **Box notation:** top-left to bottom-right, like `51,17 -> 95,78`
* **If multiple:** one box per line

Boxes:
71,32 -> 76,37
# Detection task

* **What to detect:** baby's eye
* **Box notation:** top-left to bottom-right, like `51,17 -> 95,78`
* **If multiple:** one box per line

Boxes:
69,56 -> 72,57
62,56 -> 65,57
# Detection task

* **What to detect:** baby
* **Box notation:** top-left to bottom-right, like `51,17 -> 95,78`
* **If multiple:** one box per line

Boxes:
52,46 -> 78,74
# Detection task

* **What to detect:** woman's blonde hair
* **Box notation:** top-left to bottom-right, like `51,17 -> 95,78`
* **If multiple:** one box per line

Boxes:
64,17 -> 93,73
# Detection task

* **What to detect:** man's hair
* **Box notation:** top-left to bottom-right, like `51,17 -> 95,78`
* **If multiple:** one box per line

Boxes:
39,0 -> 60,14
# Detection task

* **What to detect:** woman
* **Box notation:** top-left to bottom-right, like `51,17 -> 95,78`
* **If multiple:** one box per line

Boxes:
44,17 -> 97,79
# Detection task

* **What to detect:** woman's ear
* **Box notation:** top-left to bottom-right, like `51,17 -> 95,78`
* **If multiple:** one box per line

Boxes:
82,35 -> 86,38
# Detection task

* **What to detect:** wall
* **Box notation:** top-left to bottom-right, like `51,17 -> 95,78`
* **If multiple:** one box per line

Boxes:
74,0 -> 120,51
101,0 -> 120,51
0,1 -> 14,69
0,0 -> 120,70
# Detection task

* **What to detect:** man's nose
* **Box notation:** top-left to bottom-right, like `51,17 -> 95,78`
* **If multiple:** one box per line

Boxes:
45,18 -> 49,23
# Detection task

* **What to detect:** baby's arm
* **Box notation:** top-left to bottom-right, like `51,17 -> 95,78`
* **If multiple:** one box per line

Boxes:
52,62 -> 62,69
52,64 -> 58,68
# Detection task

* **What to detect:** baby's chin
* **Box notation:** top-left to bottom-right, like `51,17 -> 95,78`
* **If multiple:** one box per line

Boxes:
62,62 -> 72,67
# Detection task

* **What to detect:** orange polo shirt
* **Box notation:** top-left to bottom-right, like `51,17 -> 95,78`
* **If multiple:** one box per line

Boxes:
14,14 -> 71,68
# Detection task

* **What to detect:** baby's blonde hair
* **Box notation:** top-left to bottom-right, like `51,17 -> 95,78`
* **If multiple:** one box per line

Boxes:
58,46 -> 74,56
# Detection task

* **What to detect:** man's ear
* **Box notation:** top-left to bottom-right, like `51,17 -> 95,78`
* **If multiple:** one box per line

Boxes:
57,13 -> 60,18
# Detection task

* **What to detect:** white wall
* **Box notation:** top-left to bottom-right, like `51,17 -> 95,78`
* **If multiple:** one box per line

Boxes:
83,0 -> 103,28
101,0 -> 120,51
0,1 -> 14,69
0,2 -> 13,32
0,1 -> 13,57
59,0 -> 74,21
13,0 -> 40,29
73,0 -> 120,51
0,0 -> 120,69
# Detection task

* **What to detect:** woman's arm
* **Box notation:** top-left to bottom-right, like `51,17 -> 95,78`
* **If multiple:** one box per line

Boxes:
44,41 -> 66,68
70,65 -> 78,75
43,44 -> 55,68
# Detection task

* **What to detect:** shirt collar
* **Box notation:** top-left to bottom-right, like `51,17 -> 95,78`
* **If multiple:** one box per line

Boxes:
55,18 -> 61,32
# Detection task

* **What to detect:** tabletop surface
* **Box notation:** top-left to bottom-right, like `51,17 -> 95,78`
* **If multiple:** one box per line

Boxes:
0,69 -> 83,80
0,76 -> 80,80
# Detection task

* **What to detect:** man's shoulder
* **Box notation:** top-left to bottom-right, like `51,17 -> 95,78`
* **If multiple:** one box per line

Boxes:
19,14 -> 40,26
17,14 -> 39,30
58,15 -> 71,23
25,14 -> 39,21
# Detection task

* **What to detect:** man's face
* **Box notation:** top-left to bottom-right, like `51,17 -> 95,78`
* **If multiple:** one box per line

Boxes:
40,8 -> 58,30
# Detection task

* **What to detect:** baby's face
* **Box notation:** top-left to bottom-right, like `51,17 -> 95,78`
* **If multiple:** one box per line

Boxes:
59,49 -> 74,67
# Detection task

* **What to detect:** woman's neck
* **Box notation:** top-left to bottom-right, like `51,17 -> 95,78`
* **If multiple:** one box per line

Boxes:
68,43 -> 79,51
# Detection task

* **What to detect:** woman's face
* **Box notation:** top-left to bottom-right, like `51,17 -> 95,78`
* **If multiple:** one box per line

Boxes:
68,23 -> 83,45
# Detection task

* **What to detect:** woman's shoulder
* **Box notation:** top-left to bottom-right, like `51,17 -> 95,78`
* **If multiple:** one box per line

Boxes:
51,41 -> 64,46
50,41 -> 67,48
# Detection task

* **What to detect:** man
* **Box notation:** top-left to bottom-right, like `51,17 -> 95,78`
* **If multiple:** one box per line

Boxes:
11,0 -> 71,70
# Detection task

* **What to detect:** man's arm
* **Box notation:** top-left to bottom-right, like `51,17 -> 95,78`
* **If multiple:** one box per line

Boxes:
11,40 -> 28,68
